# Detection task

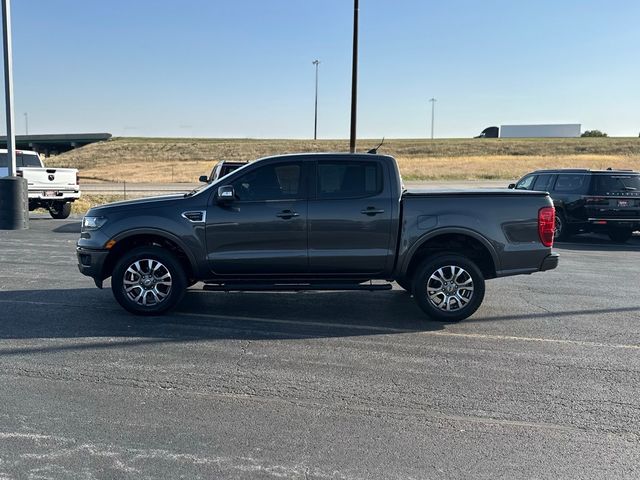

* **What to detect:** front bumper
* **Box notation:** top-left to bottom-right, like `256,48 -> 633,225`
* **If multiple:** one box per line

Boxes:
77,246 -> 109,287
539,252 -> 559,272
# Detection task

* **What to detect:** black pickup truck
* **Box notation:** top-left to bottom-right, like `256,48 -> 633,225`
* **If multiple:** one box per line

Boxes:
77,153 -> 558,322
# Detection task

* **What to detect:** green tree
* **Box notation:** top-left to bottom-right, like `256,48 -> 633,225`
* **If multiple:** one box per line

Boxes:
581,130 -> 608,137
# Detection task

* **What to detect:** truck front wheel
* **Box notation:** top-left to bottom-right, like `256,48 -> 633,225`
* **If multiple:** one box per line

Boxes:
111,246 -> 187,315
49,202 -> 71,219
412,254 -> 485,322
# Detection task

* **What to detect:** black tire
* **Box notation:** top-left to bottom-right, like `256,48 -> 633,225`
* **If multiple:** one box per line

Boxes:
111,246 -> 187,315
412,254 -> 485,322
49,202 -> 71,219
608,228 -> 633,243
554,211 -> 571,241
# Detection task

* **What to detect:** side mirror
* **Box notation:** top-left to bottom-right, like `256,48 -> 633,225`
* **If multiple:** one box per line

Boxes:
217,185 -> 235,203
199,175 -> 209,183
508,183 -> 516,189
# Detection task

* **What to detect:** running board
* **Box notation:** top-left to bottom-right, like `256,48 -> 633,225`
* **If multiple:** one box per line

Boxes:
202,282 -> 393,292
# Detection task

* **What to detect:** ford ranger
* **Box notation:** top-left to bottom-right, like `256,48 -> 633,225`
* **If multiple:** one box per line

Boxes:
77,153 -> 558,322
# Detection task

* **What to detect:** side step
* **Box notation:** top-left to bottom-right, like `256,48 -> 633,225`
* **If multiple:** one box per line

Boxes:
202,282 -> 393,292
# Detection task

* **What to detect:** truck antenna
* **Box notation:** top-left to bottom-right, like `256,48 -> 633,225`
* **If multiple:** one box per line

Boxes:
367,137 -> 385,154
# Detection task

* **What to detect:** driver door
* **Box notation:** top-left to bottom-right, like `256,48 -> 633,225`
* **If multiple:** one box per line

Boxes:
205,160 -> 309,275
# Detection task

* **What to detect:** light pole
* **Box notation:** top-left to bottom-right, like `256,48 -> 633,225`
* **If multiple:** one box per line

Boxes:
349,0 -> 359,153
312,59 -> 320,140
24,111 -> 28,135
429,97 -> 437,139
0,0 -> 28,229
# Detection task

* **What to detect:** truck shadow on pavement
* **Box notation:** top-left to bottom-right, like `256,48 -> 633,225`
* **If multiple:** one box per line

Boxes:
0,288 -> 443,357
554,233 -> 640,252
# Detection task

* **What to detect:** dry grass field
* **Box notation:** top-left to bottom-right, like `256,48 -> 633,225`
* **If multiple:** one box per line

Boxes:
50,137 -> 640,183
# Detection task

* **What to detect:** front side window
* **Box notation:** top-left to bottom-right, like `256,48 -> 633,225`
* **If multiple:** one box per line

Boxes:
515,175 -> 535,190
533,174 -> 554,192
231,162 -> 303,201
317,161 -> 383,199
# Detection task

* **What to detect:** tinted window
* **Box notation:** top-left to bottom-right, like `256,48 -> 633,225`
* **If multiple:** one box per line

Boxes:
592,175 -> 640,194
0,152 -> 41,168
533,174 -> 554,191
553,174 -> 588,193
317,161 -> 383,198
515,175 -> 535,190
232,162 -> 303,201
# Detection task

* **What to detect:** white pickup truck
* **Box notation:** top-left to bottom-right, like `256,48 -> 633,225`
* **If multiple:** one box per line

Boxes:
0,149 -> 80,219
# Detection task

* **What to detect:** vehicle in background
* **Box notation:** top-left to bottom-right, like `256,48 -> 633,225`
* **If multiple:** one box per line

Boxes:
78,153 -> 558,322
199,160 -> 248,183
0,149 -> 80,219
509,168 -> 640,242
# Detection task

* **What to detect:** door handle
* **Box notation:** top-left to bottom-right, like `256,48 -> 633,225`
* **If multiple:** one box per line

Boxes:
360,207 -> 385,216
276,210 -> 300,219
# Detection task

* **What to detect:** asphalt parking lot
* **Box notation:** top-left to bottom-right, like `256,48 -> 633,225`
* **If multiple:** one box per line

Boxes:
0,217 -> 639,479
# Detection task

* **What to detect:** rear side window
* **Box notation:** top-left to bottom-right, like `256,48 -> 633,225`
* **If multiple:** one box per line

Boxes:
592,175 -> 640,195
533,174 -> 554,191
553,174 -> 589,193
317,161 -> 383,198
0,152 -> 41,168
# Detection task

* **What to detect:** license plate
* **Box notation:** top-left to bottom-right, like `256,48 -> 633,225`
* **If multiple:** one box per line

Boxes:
44,190 -> 57,197
617,200 -> 630,207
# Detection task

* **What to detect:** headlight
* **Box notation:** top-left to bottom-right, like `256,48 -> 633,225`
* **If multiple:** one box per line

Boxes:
82,216 -> 107,231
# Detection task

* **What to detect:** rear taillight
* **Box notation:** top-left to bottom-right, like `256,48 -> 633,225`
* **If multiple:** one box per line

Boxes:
76,172 -> 80,185
538,206 -> 555,247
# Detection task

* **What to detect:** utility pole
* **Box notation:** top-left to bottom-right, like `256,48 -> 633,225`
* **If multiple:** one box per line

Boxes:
312,60 -> 320,140
23,111 -> 28,135
2,0 -> 15,175
0,0 -> 28,229
429,97 -> 437,139
349,0 -> 359,153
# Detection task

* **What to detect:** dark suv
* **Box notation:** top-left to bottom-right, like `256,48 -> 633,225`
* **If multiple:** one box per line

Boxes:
510,169 -> 640,242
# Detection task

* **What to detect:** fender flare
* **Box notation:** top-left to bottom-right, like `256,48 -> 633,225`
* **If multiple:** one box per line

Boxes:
399,227 -> 500,277
110,227 -> 200,275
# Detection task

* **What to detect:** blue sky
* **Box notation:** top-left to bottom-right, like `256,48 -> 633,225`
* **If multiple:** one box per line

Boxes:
2,0 -> 639,138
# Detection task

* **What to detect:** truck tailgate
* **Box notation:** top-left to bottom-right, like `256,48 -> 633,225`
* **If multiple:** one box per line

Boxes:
21,167 -> 79,191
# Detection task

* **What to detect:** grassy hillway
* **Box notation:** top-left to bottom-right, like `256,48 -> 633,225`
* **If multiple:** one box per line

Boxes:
50,136 -> 640,184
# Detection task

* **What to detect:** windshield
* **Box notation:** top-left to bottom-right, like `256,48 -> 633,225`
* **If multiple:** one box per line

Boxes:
593,175 -> 640,194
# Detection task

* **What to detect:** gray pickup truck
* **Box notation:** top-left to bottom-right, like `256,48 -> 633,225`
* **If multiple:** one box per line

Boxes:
77,153 -> 558,321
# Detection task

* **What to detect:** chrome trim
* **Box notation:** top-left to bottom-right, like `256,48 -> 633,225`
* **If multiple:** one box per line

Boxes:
588,218 -> 640,222
181,210 -> 207,223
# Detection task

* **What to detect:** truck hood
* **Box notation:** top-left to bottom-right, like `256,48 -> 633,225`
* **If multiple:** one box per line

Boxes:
87,194 -> 187,215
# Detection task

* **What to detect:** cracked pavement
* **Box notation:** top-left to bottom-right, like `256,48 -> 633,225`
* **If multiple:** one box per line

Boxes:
0,217 -> 639,479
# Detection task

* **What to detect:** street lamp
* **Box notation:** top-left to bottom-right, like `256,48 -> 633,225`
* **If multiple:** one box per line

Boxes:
349,0 -> 359,153
429,97 -> 437,139
312,59 -> 320,140
0,0 -> 28,230
24,111 -> 28,135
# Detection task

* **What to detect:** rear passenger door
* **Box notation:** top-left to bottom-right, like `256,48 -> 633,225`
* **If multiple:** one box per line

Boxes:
307,158 -> 394,275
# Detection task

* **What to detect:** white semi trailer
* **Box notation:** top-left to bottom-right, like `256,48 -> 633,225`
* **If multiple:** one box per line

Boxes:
500,124 -> 581,138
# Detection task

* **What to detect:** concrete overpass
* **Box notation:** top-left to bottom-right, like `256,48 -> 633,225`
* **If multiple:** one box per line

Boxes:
0,133 -> 111,156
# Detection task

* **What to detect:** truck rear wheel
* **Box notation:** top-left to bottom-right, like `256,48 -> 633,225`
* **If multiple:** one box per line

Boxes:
111,246 -> 187,315
49,202 -> 71,219
412,254 -> 485,322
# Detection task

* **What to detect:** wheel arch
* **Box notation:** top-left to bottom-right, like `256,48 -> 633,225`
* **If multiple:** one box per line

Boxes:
101,228 -> 197,281
400,229 -> 499,282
